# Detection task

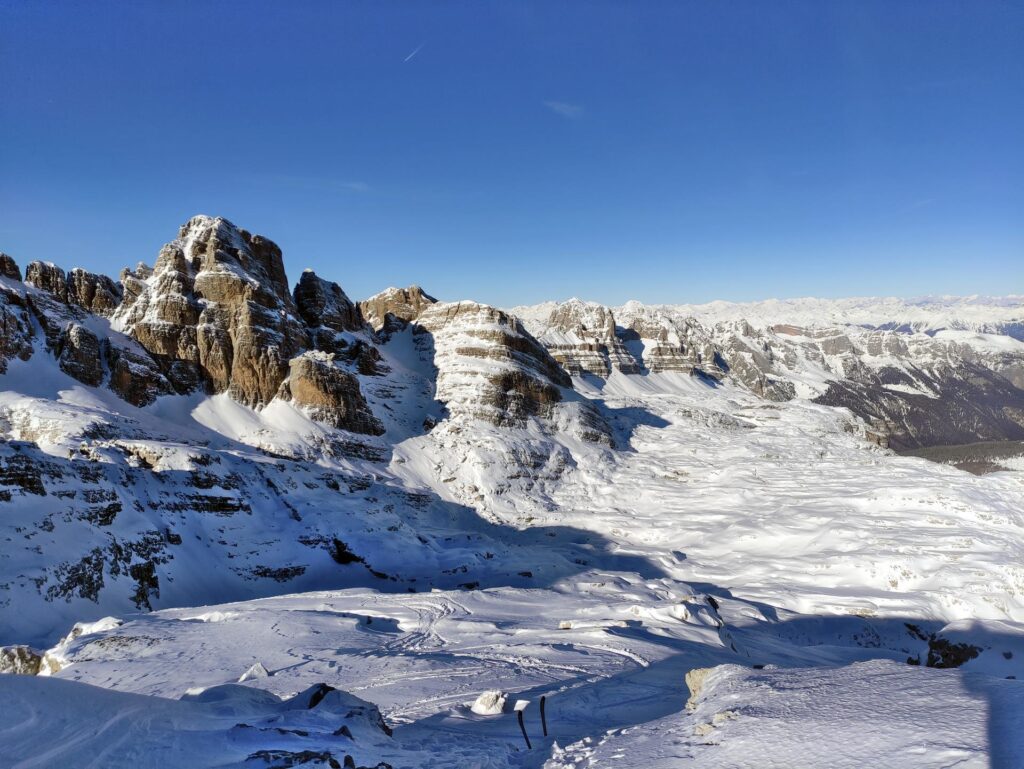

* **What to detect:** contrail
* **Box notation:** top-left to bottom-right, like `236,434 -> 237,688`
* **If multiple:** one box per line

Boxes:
404,43 -> 424,63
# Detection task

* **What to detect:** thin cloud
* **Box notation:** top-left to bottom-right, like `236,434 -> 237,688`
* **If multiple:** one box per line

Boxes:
404,42 -> 425,63
544,101 -> 584,119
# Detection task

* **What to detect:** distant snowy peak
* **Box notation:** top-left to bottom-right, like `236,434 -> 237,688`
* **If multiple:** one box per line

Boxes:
359,285 -> 437,332
618,294 -> 1024,336
517,295 -> 1024,447
519,295 -> 1024,339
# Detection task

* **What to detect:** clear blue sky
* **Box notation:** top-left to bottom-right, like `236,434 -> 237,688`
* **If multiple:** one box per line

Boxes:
1,1 -> 1021,306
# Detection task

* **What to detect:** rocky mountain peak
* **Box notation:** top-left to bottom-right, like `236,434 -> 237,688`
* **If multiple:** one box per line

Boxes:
522,298 -> 641,377
113,215 -> 306,408
174,215 -> 295,313
415,301 -> 577,428
0,253 -> 22,281
360,285 -> 437,332
294,270 -> 362,352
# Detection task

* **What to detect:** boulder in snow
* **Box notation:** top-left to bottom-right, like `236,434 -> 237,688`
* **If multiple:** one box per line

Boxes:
470,689 -> 507,715
0,645 -> 43,675
238,661 -> 270,682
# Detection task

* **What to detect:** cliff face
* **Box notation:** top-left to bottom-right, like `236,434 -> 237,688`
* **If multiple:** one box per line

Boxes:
414,301 -> 571,428
112,215 -> 307,408
359,285 -> 437,333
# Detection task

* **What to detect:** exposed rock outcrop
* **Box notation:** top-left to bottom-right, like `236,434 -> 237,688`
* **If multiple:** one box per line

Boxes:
67,268 -> 122,317
294,270 -> 362,352
0,645 -> 43,675
360,285 -> 436,332
105,338 -> 174,406
415,301 -> 572,427
25,261 -> 68,302
56,323 -> 104,386
521,299 -> 641,377
113,216 -> 306,407
279,352 -> 384,435
0,253 -> 22,281
616,304 -> 722,376
712,322 -> 796,401
0,281 -> 35,373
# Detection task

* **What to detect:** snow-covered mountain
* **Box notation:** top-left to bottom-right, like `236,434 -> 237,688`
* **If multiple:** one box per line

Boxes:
2,216 -> 1024,767
514,296 -> 1024,448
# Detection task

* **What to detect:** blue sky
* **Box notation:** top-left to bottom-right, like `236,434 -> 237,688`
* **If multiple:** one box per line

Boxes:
1,1 -> 1021,306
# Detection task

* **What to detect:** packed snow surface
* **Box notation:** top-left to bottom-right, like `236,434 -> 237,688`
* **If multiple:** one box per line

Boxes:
4,363 -> 1024,766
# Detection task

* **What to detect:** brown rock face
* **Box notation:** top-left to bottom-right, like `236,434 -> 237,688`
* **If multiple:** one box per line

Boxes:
114,216 -> 307,407
25,261 -> 68,302
56,323 -> 104,386
295,270 -> 362,332
67,268 -> 122,317
525,300 -> 642,377
0,253 -> 22,281
105,339 -> 174,407
0,284 -> 35,374
360,285 -> 437,332
0,645 -> 43,675
279,352 -> 384,435
294,270 -> 362,351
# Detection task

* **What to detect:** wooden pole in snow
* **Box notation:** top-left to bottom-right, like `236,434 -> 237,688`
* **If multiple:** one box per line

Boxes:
515,699 -> 531,749
540,695 -> 548,736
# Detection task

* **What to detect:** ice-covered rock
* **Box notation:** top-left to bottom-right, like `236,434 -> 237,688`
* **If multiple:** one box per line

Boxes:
470,689 -> 507,715
238,661 -> 270,682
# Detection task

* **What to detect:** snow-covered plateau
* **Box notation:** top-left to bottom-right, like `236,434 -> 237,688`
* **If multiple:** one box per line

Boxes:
1,216 -> 1024,768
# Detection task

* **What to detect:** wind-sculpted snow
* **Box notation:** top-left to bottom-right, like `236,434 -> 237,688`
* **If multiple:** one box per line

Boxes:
547,659 -> 1024,768
2,216 -> 1024,766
